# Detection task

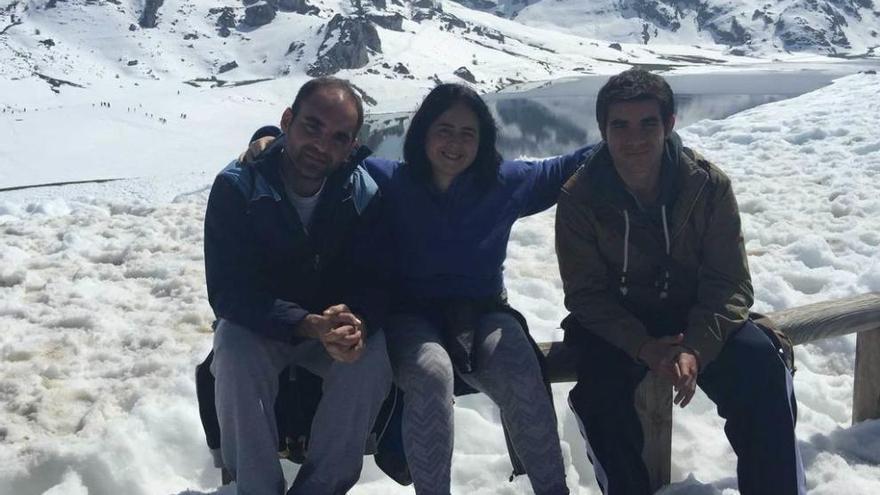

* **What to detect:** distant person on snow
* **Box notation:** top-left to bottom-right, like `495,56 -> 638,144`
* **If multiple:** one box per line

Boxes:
555,68 -> 805,495
202,77 -> 391,495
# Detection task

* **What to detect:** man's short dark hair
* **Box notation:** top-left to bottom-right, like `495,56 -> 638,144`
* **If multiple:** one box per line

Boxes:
290,76 -> 365,132
596,69 -> 675,137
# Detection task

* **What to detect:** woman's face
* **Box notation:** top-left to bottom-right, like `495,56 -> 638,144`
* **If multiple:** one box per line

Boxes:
425,103 -> 480,186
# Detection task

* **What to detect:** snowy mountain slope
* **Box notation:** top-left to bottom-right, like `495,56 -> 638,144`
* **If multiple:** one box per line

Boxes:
1,0 -> 876,103
472,0 -> 880,55
1,72 -> 879,495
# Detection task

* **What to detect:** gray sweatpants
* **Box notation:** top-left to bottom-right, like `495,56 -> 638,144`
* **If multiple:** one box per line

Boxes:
211,318 -> 392,495
386,312 -> 569,495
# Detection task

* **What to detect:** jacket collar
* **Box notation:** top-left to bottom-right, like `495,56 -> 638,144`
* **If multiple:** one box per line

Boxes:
584,132 -> 709,240
248,136 -> 373,204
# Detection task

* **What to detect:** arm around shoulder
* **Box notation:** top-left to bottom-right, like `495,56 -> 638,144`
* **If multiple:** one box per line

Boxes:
521,144 -> 595,216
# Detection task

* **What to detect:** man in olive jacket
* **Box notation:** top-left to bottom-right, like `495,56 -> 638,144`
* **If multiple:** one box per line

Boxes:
556,69 -> 805,495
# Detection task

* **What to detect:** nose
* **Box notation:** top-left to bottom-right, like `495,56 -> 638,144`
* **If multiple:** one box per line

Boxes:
447,131 -> 470,149
311,130 -> 333,153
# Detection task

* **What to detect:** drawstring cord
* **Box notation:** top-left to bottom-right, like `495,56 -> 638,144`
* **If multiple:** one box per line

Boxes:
619,210 -> 630,296
619,206 -> 672,299
660,205 -> 671,299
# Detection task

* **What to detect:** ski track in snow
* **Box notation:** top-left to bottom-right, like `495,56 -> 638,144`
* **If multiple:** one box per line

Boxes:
1,74 -> 879,494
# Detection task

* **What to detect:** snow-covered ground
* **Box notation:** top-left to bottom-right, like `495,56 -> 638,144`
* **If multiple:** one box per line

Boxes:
1,71 -> 879,494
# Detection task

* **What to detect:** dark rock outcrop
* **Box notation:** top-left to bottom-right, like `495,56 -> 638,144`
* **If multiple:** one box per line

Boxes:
219,61 -> 239,73
714,16 -> 750,46
139,0 -> 165,29
244,2 -> 277,27
286,41 -> 304,55
412,0 -> 441,9
453,66 -> 476,83
279,0 -> 319,15
210,7 -> 236,37
367,13 -> 404,31
473,25 -> 504,42
308,15 -> 381,76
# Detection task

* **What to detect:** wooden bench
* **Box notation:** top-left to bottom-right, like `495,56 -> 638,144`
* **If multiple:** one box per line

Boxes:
537,292 -> 880,492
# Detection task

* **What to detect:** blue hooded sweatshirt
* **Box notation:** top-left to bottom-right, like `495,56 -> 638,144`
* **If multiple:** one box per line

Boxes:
363,146 -> 593,301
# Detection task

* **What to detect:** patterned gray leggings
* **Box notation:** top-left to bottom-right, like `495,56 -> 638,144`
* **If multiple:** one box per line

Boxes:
385,312 -> 569,495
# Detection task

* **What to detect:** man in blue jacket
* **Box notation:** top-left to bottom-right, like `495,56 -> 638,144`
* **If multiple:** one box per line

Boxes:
204,77 -> 392,495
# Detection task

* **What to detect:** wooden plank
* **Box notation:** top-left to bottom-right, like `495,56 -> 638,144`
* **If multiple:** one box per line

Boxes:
635,373 -> 672,492
772,293 -> 880,345
539,294 -> 880,381
853,329 -> 880,424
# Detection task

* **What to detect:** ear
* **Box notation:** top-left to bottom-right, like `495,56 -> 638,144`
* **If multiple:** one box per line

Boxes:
664,114 -> 676,136
281,107 -> 294,130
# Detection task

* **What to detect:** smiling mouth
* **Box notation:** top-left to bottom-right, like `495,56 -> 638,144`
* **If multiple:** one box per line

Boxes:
441,151 -> 464,161
303,151 -> 328,164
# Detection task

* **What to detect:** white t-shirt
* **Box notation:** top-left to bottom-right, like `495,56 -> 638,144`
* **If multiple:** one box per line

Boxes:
283,177 -> 325,231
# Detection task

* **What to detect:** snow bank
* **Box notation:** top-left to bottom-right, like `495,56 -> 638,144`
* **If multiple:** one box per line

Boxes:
1,73 -> 879,494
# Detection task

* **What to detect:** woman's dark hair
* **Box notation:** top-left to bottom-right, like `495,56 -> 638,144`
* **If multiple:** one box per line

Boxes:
596,68 -> 675,139
403,83 -> 502,188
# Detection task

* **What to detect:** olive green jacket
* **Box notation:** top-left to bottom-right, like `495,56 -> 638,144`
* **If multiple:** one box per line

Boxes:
555,133 -> 752,368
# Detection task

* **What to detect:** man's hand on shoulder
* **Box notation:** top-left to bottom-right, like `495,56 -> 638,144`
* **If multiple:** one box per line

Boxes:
295,304 -> 366,363
238,136 -> 276,164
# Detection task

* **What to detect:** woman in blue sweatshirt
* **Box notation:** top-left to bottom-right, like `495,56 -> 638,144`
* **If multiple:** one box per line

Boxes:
363,84 -> 591,495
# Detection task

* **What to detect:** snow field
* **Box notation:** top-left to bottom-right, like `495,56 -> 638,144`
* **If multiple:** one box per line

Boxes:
0,73 -> 879,494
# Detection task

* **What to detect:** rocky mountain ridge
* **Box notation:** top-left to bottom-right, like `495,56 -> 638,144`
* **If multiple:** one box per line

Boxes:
1,0 -> 877,99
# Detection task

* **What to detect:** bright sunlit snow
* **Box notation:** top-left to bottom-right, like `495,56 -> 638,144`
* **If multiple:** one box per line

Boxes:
1,66 -> 879,495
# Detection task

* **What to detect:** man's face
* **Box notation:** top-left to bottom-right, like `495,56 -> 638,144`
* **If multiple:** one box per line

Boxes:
281,87 -> 360,182
604,99 -> 674,180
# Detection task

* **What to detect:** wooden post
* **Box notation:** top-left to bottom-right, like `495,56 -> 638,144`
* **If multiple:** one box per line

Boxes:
635,373 -> 672,492
853,329 -> 880,424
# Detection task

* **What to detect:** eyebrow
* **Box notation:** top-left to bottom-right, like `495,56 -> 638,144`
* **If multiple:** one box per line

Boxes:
302,116 -> 323,127
609,116 -> 660,125
436,122 -> 478,133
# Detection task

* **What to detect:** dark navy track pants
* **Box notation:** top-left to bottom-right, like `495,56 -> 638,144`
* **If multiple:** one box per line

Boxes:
568,320 -> 806,495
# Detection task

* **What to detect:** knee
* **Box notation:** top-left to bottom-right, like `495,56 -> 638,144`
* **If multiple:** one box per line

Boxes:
477,313 -> 537,369
708,327 -> 792,406
398,343 -> 454,398
213,320 -> 269,370
722,323 -> 789,382
353,331 -> 394,391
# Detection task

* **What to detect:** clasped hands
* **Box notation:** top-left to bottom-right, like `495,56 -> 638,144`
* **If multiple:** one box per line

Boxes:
638,334 -> 700,408
296,304 -> 365,363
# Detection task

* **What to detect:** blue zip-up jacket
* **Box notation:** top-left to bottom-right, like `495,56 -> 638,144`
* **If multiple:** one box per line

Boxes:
364,146 -> 593,301
204,135 -> 385,343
